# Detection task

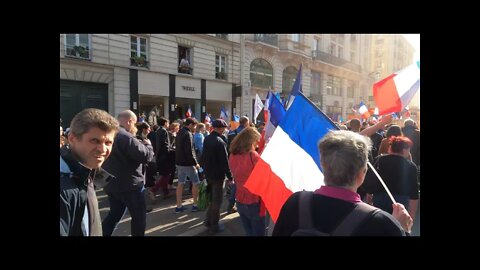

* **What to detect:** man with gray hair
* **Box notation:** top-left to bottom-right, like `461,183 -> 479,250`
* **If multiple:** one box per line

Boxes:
60,108 -> 119,236
273,130 -> 413,236
102,110 -> 155,236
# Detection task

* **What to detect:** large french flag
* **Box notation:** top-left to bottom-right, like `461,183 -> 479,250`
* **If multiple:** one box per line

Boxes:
244,92 -> 338,222
373,61 -> 420,115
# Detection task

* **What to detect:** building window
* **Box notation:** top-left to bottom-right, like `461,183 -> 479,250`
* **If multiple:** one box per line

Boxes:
330,34 -> 344,58
311,72 -> 321,95
326,102 -> 342,121
178,46 -> 192,74
292,34 -> 300,42
250,58 -> 273,89
282,66 -> 298,93
347,80 -> 355,98
215,55 -> 227,80
312,38 -> 318,51
329,43 -> 336,55
254,34 -> 278,46
65,34 -> 91,59
130,35 -> 148,68
376,38 -> 384,44
216,34 -> 228,39
326,75 -> 342,96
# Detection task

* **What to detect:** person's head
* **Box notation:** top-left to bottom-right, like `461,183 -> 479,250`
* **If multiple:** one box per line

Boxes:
196,123 -> 205,133
212,119 -> 228,135
239,116 -> 249,128
348,119 -> 361,132
151,124 -> 159,132
158,117 -> 169,128
318,130 -> 372,189
229,127 -> 261,155
169,122 -> 180,133
60,135 -> 67,148
136,122 -> 151,138
67,108 -> 119,169
388,136 -> 413,158
183,117 -> 198,132
118,110 -> 138,135
403,119 -> 416,128
205,122 -> 212,132
385,124 -> 402,138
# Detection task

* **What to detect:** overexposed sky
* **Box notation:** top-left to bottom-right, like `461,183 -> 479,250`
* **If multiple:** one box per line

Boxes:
402,34 -> 420,61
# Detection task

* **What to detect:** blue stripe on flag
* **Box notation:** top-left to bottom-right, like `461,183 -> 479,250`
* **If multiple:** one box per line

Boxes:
278,93 -> 338,172
269,92 -> 286,127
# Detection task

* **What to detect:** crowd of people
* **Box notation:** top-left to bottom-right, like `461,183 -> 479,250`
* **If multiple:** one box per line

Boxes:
60,109 -> 420,236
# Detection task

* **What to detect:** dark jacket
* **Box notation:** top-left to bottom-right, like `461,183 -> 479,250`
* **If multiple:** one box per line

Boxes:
402,125 -> 420,166
60,146 -> 102,236
102,127 -> 155,192
155,126 -> 172,163
200,131 -> 232,181
175,126 -> 198,166
273,191 -> 405,236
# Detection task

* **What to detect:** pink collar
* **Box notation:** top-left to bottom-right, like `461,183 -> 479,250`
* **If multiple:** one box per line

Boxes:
313,186 -> 362,203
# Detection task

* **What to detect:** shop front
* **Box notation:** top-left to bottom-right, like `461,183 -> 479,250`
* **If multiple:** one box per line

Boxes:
137,71 -> 169,126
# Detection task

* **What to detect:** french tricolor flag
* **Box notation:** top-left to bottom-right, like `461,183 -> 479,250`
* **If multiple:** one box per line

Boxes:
244,92 -> 338,222
374,61 -> 420,115
185,106 -> 192,118
358,101 -> 370,119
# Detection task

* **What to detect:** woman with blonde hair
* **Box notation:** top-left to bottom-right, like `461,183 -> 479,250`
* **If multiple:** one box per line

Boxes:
228,127 -> 265,236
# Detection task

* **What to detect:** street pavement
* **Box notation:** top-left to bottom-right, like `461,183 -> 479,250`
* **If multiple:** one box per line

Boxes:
97,182 -> 245,236
97,182 -> 420,237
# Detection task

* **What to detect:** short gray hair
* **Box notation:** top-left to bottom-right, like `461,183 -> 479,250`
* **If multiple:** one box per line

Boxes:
318,130 -> 372,187
70,108 -> 119,139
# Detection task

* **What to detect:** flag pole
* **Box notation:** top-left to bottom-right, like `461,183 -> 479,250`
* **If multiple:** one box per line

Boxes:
367,162 -> 396,204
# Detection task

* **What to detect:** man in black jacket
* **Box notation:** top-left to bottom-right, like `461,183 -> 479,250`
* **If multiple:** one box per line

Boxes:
60,108 -> 119,236
101,110 -> 155,236
174,117 -> 200,213
200,119 -> 233,234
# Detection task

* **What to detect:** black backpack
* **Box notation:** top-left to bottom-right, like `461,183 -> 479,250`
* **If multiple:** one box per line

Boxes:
291,191 -> 380,236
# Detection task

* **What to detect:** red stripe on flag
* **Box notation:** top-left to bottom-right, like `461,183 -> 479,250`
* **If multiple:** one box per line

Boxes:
373,74 -> 402,115
244,158 -> 293,223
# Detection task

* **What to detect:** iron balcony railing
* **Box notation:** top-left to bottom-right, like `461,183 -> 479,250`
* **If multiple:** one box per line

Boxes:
254,34 -> 278,46
312,50 -> 361,73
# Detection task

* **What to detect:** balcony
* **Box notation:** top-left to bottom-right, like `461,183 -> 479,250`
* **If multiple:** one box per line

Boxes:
312,50 -> 361,73
254,34 -> 278,47
178,65 -> 193,75
216,34 -> 228,39
130,56 -> 149,68
65,45 -> 90,60
216,71 -> 227,80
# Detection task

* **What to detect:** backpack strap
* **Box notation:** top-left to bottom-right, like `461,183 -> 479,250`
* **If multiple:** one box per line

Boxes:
297,191 -> 314,230
331,202 -> 381,236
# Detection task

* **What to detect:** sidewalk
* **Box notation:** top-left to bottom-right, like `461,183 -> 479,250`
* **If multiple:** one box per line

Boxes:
97,182 -> 245,236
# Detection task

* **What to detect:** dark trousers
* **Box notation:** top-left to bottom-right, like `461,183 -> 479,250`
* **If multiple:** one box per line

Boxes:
102,187 -> 147,236
205,179 -> 224,230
